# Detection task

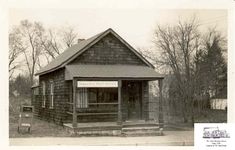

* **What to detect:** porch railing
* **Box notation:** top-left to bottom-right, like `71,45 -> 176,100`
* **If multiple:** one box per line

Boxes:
66,102 -> 118,116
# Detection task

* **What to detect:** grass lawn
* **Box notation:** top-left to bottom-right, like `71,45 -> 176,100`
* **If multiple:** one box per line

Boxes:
9,95 -> 70,138
163,109 -> 227,131
9,114 -> 70,138
194,109 -> 227,123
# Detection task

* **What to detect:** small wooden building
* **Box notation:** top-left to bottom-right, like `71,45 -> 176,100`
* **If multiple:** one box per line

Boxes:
34,28 -> 164,135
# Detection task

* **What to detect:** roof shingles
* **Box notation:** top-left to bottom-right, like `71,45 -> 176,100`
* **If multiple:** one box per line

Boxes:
65,64 -> 164,80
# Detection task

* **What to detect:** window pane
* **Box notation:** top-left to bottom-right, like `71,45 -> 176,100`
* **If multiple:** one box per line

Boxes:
42,82 -> 46,107
88,89 -> 97,103
88,88 -> 118,103
76,88 -> 88,108
50,82 -> 54,108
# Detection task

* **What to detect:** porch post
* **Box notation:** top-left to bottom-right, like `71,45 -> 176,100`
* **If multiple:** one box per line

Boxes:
158,79 -> 164,128
117,80 -> 122,125
72,78 -> 77,128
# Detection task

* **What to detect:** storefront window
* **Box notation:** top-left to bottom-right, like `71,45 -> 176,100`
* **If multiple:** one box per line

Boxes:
88,88 -> 118,103
76,88 -> 118,108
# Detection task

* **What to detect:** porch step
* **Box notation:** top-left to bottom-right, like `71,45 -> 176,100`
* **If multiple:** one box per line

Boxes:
64,122 -> 121,131
122,126 -> 159,131
122,120 -> 159,128
121,126 -> 163,136
64,122 -> 123,136
64,121 -> 164,137
72,129 -> 121,136
123,123 -> 158,128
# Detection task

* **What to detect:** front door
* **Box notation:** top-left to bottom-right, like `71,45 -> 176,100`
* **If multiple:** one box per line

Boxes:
127,81 -> 141,120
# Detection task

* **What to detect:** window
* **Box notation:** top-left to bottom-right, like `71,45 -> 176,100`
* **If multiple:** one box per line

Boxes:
75,88 -> 118,108
49,81 -> 54,109
87,88 -> 118,110
88,88 -> 118,103
33,87 -> 39,95
88,89 -> 98,103
42,81 -> 46,107
76,88 -> 88,108
32,86 -> 39,105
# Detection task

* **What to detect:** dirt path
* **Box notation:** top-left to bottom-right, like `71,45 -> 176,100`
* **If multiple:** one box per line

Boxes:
10,130 -> 194,146
10,116 -> 194,146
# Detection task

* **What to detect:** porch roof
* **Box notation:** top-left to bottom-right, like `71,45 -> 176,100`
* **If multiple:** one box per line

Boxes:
65,64 -> 164,80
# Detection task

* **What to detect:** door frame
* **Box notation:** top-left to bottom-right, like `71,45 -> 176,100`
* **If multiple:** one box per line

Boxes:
126,81 -> 142,120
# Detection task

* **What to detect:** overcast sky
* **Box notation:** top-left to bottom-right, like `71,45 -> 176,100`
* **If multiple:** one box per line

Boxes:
9,9 -> 227,49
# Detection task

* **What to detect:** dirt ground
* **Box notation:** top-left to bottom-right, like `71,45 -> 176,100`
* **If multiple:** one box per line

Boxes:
9,112 -> 194,146
9,116 -> 70,138
10,130 -> 194,146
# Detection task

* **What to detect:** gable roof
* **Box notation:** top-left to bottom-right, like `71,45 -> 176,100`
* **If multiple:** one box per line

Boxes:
35,28 -> 154,76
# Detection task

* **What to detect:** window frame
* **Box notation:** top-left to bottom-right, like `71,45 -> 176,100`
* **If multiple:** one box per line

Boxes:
42,81 -> 46,108
49,80 -> 54,109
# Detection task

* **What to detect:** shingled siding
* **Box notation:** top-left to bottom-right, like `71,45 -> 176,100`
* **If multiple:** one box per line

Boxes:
70,33 -> 147,66
35,68 -> 70,125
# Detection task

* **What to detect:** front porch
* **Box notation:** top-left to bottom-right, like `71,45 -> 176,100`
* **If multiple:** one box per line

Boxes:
66,79 -> 163,120
64,65 -> 164,136
64,120 -> 163,136
64,78 -> 164,136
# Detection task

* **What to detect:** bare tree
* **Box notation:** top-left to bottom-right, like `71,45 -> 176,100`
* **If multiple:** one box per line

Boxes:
153,18 -> 200,123
137,47 -> 170,73
61,27 -> 78,48
39,27 -> 78,62
18,20 -> 45,85
39,29 -> 61,60
47,29 -> 61,56
9,20 -> 80,85
9,28 -> 25,80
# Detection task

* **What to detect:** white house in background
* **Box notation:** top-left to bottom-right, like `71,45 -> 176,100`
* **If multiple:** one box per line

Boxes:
210,99 -> 227,110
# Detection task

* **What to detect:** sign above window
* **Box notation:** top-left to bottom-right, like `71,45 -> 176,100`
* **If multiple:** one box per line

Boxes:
77,81 -> 118,88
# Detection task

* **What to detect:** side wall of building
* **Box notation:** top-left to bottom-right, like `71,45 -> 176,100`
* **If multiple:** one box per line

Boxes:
33,68 -> 71,124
